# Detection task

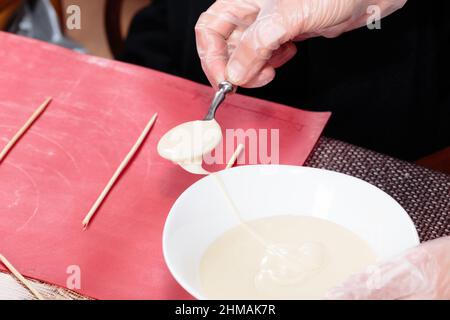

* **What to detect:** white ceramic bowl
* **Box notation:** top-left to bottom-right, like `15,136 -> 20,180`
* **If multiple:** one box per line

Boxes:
163,165 -> 419,299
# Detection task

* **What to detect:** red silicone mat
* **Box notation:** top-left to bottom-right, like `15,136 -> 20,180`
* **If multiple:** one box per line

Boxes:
0,32 -> 330,299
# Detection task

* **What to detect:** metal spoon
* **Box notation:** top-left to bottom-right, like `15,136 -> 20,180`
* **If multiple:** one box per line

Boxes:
204,81 -> 234,121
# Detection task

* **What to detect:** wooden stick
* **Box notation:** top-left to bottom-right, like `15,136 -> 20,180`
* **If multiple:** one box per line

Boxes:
82,113 -> 158,229
0,253 -> 45,300
0,97 -> 52,164
226,144 -> 244,169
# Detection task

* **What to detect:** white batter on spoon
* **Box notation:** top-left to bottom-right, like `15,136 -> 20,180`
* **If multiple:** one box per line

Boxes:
157,119 -> 222,174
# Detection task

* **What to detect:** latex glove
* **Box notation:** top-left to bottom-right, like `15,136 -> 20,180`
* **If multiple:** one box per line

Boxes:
195,0 -> 407,88
325,236 -> 450,300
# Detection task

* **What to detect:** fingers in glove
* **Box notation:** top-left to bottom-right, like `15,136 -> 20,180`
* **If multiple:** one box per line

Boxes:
195,0 -> 260,87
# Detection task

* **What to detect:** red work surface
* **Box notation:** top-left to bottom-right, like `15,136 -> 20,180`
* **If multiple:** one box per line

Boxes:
0,32 -> 330,299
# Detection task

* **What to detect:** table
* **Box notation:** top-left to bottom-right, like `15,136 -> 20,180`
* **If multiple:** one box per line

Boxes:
1,137 -> 449,300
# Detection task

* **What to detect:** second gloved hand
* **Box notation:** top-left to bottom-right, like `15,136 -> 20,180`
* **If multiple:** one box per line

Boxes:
326,236 -> 450,300
195,0 -> 407,88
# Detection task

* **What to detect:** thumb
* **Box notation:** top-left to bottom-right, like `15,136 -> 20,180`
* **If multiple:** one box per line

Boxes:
226,14 -> 289,86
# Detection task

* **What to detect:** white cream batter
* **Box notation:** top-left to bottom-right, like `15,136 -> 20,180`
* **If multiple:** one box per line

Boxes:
157,120 -> 222,174
199,215 -> 376,300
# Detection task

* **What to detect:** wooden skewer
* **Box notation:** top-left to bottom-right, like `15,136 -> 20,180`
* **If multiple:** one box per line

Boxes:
82,113 -> 158,230
226,144 -> 244,169
0,253 -> 45,300
0,97 -> 52,164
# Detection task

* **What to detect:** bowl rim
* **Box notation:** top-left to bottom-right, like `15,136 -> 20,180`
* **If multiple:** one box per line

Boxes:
162,164 -> 420,300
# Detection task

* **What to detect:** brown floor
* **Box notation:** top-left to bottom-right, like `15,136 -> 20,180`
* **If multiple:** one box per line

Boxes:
62,0 -> 149,59
416,148 -> 450,175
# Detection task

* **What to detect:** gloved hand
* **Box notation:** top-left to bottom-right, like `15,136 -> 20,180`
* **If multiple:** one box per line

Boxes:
325,236 -> 450,300
195,0 -> 407,88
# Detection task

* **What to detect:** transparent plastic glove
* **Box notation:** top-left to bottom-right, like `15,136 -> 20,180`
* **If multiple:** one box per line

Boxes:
326,236 -> 450,300
195,0 -> 407,88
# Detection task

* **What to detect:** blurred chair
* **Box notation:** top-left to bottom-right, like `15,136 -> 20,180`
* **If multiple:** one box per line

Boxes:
0,0 -> 145,57
0,0 -> 22,29
0,0 -> 63,29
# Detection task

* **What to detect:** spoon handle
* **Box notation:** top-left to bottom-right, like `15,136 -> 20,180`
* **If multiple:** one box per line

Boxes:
204,81 -> 234,121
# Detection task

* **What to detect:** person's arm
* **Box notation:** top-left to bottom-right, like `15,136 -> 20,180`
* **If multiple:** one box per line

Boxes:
326,236 -> 450,300
195,0 -> 407,88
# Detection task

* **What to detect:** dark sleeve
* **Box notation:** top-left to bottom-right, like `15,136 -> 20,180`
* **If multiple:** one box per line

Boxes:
119,0 -> 174,74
